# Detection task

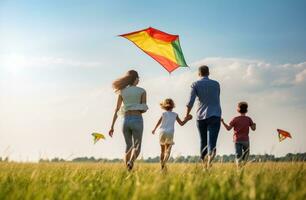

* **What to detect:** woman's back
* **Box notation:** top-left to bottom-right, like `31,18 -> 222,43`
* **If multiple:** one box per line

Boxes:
120,86 -> 148,113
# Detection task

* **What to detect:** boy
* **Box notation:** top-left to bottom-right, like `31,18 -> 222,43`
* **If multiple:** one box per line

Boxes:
221,102 -> 256,167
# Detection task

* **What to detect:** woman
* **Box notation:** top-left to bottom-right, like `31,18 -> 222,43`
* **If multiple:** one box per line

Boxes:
109,70 -> 148,170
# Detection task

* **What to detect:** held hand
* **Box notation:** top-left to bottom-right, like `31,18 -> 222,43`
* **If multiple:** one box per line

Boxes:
185,114 -> 193,121
109,128 -> 114,137
152,129 -> 156,135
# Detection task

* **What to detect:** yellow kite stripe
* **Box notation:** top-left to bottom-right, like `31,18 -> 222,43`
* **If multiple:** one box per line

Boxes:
124,31 -> 177,63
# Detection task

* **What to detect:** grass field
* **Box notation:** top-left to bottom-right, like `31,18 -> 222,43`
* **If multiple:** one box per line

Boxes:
0,162 -> 305,200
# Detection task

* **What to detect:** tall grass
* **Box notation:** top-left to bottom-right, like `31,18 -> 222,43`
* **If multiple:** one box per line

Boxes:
0,162 -> 305,200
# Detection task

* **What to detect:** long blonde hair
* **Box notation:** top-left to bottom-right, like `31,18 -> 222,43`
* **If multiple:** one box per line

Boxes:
112,70 -> 139,92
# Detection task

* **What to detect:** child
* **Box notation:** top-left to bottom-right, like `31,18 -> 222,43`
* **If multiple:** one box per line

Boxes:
152,98 -> 192,170
221,102 -> 256,167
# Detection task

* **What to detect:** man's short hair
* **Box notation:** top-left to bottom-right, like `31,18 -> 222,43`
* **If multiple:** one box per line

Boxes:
199,65 -> 209,76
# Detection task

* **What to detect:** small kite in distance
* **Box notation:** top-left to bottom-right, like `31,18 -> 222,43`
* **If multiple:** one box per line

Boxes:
277,129 -> 292,142
92,132 -> 106,144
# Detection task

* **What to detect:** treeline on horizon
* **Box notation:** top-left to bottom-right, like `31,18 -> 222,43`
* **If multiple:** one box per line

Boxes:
33,152 -> 306,163
0,153 -> 304,163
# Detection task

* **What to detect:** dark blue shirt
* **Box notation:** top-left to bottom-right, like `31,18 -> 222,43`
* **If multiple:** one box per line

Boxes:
187,76 -> 221,120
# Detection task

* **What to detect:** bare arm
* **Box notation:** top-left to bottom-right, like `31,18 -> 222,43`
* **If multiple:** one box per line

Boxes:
152,117 -> 162,134
140,91 -> 147,113
109,95 -> 123,137
185,83 -> 196,118
251,123 -> 256,131
185,106 -> 192,119
176,115 -> 192,126
221,118 -> 233,131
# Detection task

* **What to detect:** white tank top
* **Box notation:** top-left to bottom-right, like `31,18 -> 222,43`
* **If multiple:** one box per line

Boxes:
159,111 -> 178,134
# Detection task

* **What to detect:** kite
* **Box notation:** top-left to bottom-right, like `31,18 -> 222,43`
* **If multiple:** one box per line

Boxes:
120,27 -> 188,73
92,132 -> 106,144
277,129 -> 292,142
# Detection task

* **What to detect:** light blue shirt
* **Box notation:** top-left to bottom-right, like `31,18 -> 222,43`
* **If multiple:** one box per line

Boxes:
187,76 -> 221,120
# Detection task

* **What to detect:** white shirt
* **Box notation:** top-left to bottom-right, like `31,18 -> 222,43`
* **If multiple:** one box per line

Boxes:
159,111 -> 178,134
119,86 -> 148,114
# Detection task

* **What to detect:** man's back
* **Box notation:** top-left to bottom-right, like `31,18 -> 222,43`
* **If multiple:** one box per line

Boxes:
187,77 -> 221,120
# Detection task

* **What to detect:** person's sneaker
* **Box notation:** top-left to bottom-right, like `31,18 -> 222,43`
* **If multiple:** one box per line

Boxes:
127,161 -> 134,171
161,164 -> 168,173
161,162 -> 165,170
201,157 -> 208,169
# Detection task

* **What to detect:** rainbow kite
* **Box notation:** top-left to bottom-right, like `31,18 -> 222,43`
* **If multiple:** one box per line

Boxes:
277,129 -> 292,142
92,132 -> 106,144
120,27 -> 188,73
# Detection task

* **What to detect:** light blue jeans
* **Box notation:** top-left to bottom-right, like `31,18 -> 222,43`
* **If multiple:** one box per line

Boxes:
122,115 -> 143,155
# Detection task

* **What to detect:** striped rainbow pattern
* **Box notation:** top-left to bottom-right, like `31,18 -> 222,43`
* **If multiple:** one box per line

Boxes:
120,27 -> 188,73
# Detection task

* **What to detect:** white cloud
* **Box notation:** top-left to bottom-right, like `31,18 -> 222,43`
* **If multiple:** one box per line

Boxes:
0,57 -> 305,161
0,54 -> 103,71
194,57 -> 306,90
295,68 -> 306,83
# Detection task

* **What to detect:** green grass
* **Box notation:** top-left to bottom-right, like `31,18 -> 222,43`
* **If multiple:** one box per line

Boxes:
0,162 -> 305,200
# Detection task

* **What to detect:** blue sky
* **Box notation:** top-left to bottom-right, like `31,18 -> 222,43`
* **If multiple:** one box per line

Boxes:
0,1 -> 306,161
0,0 -> 306,86
1,1 -> 306,81
1,0 -> 306,63
1,0 -> 306,89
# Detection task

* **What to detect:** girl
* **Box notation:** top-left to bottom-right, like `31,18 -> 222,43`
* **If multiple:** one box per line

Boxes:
221,102 -> 256,167
109,70 -> 148,171
152,98 -> 192,169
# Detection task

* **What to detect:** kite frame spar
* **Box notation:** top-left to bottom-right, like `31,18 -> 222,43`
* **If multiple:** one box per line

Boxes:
119,27 -> 188,73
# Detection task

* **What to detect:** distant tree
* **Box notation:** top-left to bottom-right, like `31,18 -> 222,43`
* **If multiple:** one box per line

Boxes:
41,153 -> 306,163
51,157 -> 65,162
39,158 -> 50,163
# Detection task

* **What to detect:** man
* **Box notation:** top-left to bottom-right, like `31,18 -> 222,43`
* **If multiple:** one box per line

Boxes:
185,65 -> 222,168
